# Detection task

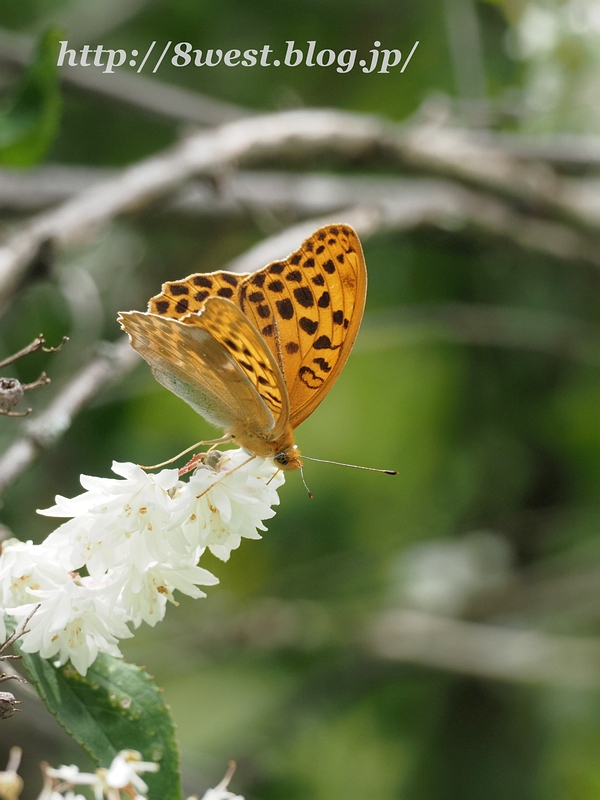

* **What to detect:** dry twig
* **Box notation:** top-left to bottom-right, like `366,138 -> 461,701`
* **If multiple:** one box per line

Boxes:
0,337 -> 139,494
0,335 -> 67,417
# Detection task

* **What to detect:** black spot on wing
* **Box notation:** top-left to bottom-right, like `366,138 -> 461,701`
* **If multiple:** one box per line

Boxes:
170,284 -> 188,295
299,317 -> 318,335
286,341 -> 299,354
156,301 -> 169,314
276,298 -> 294,320
194,291 -> 209,303
293,287 -> 314,308
299,366 -> 324,389
314,335 -> 340,350
193,276 -> 213,288
217,287 -> 234,298
175,299 -> 189,314
322,260 -> 335,274
313,357 -> 331,372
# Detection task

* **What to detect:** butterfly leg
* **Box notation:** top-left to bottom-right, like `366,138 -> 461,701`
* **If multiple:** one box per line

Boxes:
266,469 -> 281,486
194,454 -> 256,500
202,434 -> 236,452
141,435 -> 236,470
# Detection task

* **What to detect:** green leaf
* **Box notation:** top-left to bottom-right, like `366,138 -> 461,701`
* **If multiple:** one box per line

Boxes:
0,28 -> 62,167
17,648 -> 181,800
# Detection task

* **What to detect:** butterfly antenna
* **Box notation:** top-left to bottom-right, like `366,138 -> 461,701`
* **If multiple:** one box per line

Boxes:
294,458 -> 314,498
301,455 -> 398,475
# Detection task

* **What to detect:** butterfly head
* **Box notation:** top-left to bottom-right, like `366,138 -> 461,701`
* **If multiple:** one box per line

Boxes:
272,444 -> 302,471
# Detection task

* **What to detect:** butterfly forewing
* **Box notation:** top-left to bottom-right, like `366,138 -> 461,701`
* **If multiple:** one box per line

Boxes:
149,270 -> 251,317
240,225 -> 367,427
148,225 -> 367,429
118,299 -> 288,439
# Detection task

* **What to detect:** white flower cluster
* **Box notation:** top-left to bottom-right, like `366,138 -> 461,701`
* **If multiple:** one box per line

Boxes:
0,747 -> 244,800
0,450 -> 284,675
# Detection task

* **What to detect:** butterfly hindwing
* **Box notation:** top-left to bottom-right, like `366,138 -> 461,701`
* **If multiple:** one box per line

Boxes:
118,301 -> 286,439
184,296 -> 290,436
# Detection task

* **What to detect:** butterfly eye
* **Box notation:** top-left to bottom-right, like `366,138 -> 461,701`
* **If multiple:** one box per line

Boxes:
274,452 -> 289,466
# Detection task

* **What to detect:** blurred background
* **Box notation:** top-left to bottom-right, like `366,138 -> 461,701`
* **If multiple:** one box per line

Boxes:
1,0 -> 600,798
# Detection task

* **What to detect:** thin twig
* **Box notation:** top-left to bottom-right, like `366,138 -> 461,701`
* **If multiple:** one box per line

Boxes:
0,337 -> 139,494
0,334 -> 67,370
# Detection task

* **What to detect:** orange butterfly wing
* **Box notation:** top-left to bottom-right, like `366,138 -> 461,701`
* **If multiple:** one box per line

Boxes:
148,224 -> 367,428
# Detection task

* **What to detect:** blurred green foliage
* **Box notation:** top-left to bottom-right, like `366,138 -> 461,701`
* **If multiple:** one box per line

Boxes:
0,1 -> 600,800
0,28 -> 62,166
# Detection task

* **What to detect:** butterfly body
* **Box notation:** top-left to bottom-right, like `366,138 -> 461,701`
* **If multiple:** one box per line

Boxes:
119,225 -> 367,468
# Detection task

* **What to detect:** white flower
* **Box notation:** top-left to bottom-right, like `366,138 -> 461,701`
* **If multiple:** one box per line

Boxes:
40,463 -> 182,579
9,578 -> 132,676
0,747 -> 23,800
104,750 -> 158,795
0,539 -> 74,607
46,750 -> 158,800
196,763 -> 244,800
171,450 -> 285,561
105,554 -> 218,628
0,450 -> 284,675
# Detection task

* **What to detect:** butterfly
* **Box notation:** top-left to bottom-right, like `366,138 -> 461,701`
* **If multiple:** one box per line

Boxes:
118,224 -> 367,471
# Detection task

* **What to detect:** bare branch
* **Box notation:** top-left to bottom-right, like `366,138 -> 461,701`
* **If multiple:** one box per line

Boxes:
399,121 -> 600,232
369,608 -> 600,688
0,109 -> 390,308
4,108 -> 600,311
0,605 -> 40,658
0,337 -> 139,494
21,373 -> 51,392
472,131 -> 600,168
0,334 -> 67,370
2,166 -> 600,273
